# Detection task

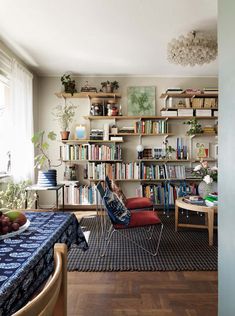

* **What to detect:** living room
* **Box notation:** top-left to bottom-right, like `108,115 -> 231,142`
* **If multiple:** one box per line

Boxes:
0,0 -> 234,315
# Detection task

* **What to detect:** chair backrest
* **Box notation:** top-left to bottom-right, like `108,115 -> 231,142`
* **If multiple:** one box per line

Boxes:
105,175 -> 112,191
96,181 -> 105,199
13,243 -> 67,316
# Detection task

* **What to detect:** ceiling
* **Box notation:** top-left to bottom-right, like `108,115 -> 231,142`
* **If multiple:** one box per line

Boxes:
0,0 -> 217,77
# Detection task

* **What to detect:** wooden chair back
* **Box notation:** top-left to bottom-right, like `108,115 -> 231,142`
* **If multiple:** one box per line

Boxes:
12,243 -> 67,316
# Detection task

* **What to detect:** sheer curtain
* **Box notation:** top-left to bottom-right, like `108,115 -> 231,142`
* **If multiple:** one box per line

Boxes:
10,59 -> 34,182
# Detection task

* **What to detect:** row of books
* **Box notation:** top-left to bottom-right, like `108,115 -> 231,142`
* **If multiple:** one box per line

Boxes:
63,183 -> 98,205
165,88 -> 218,95
135,120 -> 168,134
140,182 -> 198,205
161,109 -> 218,117
61,144 -> 122,161
86,162 -> 187,180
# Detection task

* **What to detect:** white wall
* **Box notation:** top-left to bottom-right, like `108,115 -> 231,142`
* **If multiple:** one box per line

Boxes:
218,1 -> 235,315
37,75 -> 217,205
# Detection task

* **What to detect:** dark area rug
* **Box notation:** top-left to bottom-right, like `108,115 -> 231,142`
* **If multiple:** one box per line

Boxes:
68,212 -> 217,272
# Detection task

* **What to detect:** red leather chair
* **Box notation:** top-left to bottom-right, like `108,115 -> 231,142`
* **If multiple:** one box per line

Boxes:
105,176 -> 153,210
96,182 -> 163,257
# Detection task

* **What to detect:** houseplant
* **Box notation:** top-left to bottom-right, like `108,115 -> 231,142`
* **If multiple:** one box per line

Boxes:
61,74 -> 77,95
0,180 -> 35,210
193,160 -> 218,197
31,131 -> 61,187
101,80 -> 119,93
183,118 -> 203,135
52,102 -> 77,140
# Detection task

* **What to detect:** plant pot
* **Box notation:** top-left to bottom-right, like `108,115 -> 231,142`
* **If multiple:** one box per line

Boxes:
37,170 -> 57,187
60,131 -> 70,140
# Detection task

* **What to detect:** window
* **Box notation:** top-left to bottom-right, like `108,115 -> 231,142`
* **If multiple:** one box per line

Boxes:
0,80 -> 11,175
0,48 -> 12,176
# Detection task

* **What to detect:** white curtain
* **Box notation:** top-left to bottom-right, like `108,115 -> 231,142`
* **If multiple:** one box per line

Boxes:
10,59 -> 34,182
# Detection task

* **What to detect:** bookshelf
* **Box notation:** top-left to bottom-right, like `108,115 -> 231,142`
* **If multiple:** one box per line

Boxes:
56,91 -> 218,210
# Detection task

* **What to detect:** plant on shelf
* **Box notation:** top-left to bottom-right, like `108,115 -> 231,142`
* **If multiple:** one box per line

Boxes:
61,74 -> 77,95
0,180 -> 35,210
31,131 -> 61,187
101,80 -> 119,93
162,140 -> 176,159
183,118 -> 203,135
52,101 -> 77,140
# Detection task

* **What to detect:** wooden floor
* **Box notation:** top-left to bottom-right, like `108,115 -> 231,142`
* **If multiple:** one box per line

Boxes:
68,271 -> 218,316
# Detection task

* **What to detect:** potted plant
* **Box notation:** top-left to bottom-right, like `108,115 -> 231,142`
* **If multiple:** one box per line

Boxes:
183,118 -> 203,135
0,180 -> 35,210
31,131 -> 61,187
61,74 -> 77,95
52,102 -> 77,140
101,80 -> 119,93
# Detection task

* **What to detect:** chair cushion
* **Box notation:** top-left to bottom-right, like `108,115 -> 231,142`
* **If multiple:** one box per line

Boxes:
114,210 -> 161,229
125,197 -> 153,210
103,187 -> 131,226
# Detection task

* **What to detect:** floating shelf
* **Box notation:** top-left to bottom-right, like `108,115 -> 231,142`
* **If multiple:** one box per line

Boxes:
55,92 -> 121,99
109,133 -> 174,137
89,178 -> 201,182
62,139 -> 124,144
160,93 -> 218,98
161,107 -> 218,111
84,115 -> 217,120
63,160 -> 122,163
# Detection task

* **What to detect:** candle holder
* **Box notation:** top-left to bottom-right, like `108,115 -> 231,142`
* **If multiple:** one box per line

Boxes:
76,125 -> 86,139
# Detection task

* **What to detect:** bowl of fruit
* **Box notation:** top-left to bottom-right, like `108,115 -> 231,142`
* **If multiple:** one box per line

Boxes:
0,210 -> 30,239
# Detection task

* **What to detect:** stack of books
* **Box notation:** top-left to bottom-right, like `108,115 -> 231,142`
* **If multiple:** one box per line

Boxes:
183,195 -> 205,205
203,88 -> 218,95
178,109 -> 194,116
166,88 -> 183,94
205,193 -> 218,206
90,129 -> 103,140
203,126 -> 216,134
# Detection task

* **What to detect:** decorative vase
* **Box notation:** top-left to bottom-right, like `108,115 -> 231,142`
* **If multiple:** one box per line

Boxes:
198,181 -> 217,198
37,170 -> 57,187
60,131 -> 70,140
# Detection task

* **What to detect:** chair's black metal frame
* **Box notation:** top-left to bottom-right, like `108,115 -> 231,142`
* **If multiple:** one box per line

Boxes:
96,182 -> 164,257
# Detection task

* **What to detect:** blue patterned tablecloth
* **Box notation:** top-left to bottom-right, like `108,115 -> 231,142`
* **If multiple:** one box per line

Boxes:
0,212 -> 88,316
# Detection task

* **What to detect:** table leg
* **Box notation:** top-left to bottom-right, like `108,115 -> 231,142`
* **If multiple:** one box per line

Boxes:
62,186 -> 64,211
56,190 -> 59,211
207,209 -> 215,246
175,204 -> 179,232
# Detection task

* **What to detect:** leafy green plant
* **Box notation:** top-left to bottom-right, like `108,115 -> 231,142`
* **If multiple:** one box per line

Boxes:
0,180 -> 35,210
163,140 -> 176,159
183,118 -> 203,135
31,131 -> 59,169
101,80 -> 119,91
61,74 -> 77,95
52,102 -> 77,131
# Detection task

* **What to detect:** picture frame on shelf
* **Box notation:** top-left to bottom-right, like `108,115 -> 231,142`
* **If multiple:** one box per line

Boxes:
152,147 -> 163,160
127,86 -> 156,116
194,141 -> 210,159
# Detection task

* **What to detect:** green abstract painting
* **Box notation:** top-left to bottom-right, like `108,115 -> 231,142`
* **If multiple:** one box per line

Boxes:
127,86 -> 156,116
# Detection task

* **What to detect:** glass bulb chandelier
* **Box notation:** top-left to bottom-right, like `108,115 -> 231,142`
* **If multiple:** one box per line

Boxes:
167,31 -> 217,67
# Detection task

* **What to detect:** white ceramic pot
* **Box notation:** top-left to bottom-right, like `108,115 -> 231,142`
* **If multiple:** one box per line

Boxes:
198,181 -> 217,198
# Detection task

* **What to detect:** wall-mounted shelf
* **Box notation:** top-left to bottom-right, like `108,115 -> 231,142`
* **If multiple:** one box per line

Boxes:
84,115 -> 217,120
160,93 -> 218,98
62,139 -> 124,144
55,92 -> 121,99
109,133 -> 174,137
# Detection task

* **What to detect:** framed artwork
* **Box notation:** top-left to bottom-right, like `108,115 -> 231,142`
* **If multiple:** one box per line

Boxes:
152,147 -> 163,160
194,141 -> 210,159
127,86 -> 156,116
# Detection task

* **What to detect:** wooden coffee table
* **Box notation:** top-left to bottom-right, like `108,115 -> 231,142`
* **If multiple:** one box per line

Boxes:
175,197 -> 217,246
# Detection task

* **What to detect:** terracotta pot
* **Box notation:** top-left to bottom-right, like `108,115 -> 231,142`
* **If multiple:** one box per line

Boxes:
60,131 -> 70,140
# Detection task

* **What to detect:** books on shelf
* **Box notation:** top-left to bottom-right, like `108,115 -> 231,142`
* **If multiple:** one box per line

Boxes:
135,120 -> 168,134
214,110 -> 218,117
118,127 -> 135,133
191,98 -> 204,108
203,88 -> 218,95
61,144 -> 122,161
165,88 -> 183,94
177,109 -> 194,116
195,109 -> 212,117
63,183 -> 98,205
86,162 -> 186,181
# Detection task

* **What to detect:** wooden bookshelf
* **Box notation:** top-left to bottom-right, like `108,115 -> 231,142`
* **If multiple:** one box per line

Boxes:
109,133 -> 174,137
84,115 -> 217,120
62,139 -> 124,144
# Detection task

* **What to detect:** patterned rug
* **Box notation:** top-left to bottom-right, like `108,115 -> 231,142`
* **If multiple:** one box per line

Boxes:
68,213 -> 217,271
